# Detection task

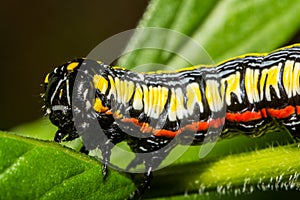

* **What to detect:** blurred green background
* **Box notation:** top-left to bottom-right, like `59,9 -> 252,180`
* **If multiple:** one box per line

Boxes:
0,1 -> 148,130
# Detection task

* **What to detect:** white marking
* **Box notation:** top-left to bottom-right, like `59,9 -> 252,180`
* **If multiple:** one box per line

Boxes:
253,69 -> 260,103
142,84 -> 149,116
168,88 -> 177,122
53,67 -> 58,73
66,79 -> 71,106
175,87 -> 187,120
137,73 -> 145,81
206,80 -> 223,112
132,83 -> 143,110
83,89 -> 89,101
293,62 -> 300,95
50,79 -> 64,104
85,101 -> 92,111
51,105 -> 69,114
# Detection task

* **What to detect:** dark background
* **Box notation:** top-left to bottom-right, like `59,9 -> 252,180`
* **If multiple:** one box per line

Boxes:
0,1 -> 148,130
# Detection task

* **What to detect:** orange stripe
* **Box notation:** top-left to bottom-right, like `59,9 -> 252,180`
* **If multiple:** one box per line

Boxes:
119,105 -> 297,138
296,106 -> 300,114
226,106 -> 296,122
121,117 -> 226,138
154,129 -> 181,137
105,110 -> 113,115
261,108 -> 267,118
185,121 -> 209,132
121,118 -> 153,133
266,105 -> 295,119
226,111 -> 262,122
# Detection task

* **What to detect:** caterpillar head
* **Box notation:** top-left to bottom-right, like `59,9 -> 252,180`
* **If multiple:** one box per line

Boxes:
43,59 -> 84,142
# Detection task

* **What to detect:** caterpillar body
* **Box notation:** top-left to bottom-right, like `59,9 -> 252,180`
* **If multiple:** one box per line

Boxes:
43,44 -> 300,196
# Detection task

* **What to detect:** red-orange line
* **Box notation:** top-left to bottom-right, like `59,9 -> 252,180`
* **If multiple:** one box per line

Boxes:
120,105 -> 298,138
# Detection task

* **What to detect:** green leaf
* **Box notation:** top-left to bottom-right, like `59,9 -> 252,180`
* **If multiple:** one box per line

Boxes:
11,118 -> 56,140
118,0 -> 219,69
118,0 -> 300,69
0,131 -> 135,200
145,143 -> 300,198
11,118 -> 83,151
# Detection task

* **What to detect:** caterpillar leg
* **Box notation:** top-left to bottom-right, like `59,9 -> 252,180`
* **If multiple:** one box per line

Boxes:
127,136 -> 174,199
127,154 -> 167,200
79,145 -> 89,154
100,141 -> 115,178
129,168 -> 153,200
54,128 -> 79,143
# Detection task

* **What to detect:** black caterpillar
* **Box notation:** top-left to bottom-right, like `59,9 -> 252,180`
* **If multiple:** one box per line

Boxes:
43,44 -> 300,197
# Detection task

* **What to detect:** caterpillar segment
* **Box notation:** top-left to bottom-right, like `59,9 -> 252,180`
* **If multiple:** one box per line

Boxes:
91,46 -> 300,140
43,44 -> 300,197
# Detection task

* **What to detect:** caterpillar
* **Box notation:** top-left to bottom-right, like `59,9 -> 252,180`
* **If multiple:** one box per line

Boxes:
43,44 -> 300,197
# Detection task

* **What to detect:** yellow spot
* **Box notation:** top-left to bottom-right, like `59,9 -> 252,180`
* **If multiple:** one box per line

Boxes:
114,77 -> 122,103
205,80 -> 223,112
245,68 -> 260,103
221,72 -> 242,106
93,75 -> 108,94
44,73 -> 50,84
153,86 -> 161,118
108,76 -> 116,98
142,85 -> 149,115
59,89 -> 63,100
120,80 -> 125,103
132,83 -> 143,110
124,80 -> 135,103
67,62 -> 79,71
113,78 -> 134,105
158,86 -> 169,115
93,98 -> 108,113
186,83 -> 203,115
283,60 -> 294,98
148,86 -> 156,117
113,110 -> 123,119
168,88 -> 177,121
260,64 -> 281,101
152,86 -> 168,119
293,62 -> 300,96
175,88 -> 187,120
